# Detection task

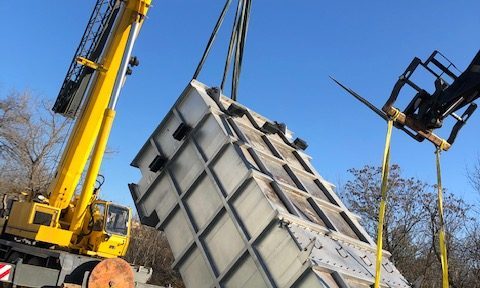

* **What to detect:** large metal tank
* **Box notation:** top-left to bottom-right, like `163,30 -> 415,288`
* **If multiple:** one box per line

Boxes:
129,80 -> 410,288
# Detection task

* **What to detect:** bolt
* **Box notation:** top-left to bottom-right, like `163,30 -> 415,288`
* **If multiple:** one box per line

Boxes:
129,56 -> 140,66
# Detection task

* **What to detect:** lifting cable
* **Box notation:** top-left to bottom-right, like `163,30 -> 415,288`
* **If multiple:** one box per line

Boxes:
192,0 -> 233,80
192,0 -> 252,101
435,142 -> 449,288
374,112 -> 449,288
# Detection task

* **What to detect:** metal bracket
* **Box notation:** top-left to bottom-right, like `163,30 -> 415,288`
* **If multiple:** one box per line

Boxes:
75,57 -> 107,72
298,237 -> 316,264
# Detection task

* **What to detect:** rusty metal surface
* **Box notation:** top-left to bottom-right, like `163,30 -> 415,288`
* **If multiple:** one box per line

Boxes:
383,106 -> 451,150
88,258 -> 134,288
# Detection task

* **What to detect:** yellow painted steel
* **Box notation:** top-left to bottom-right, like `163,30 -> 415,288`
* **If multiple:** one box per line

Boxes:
6,202 -> 57,233
3,0 -> 151,259
75,202 -> 131,258
76,56 -> 106,72
48,0 -> 151,211
85,209 -> 131,258
95,233 -> 130,258
435,144 -> 449,288
70,108 -> 116,234
36,226 -> 73,246
4,202 -> 72,246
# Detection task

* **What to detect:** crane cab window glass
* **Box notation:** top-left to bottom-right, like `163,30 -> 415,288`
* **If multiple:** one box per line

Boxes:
105,205 -> 129,236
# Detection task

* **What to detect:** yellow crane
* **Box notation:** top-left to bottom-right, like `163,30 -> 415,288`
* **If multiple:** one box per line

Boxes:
0,0 -> 157,286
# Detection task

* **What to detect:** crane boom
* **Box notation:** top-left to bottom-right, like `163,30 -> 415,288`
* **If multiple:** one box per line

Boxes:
49,0 -> 150,211
1,0 -> 151,260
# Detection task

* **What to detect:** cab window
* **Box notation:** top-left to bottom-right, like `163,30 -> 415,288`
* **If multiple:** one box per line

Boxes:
105,205 -> 129,235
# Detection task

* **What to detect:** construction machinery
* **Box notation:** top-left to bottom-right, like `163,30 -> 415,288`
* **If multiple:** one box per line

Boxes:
332,49 -> 480,150
331,49 -> 480,288
0,0 -> 159,287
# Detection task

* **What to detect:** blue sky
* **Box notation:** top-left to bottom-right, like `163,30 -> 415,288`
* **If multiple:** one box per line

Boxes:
1,1 -> 479,208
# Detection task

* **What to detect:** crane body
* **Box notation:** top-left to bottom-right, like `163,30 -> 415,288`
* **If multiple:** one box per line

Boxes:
0,0 -> 159,286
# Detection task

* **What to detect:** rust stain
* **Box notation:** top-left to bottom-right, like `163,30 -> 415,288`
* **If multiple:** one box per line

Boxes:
88,258 -> 134,288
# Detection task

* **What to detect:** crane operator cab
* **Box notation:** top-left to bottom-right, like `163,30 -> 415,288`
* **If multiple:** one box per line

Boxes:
105,204 -> 129,235
75,201 -> 131,258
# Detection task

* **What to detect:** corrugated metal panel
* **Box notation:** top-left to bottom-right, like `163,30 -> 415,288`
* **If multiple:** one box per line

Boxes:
129,80 -> 410,288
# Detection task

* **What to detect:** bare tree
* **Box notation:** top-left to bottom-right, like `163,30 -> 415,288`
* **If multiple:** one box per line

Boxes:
125,220 -> 184,287
341,165 -> 474,288
342,165 -> 429,259
0,91 -> 69,197
419,189 -> 473,288
468,157 -> 480,194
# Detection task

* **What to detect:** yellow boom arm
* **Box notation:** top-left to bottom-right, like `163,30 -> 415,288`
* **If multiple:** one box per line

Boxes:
48,0 -> 150,230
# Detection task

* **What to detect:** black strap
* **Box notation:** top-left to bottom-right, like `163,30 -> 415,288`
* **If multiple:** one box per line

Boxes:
193,0 -> 252,101
220,1 -> 243,91
192,0 -> 233,80
231,0 -> 251,101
